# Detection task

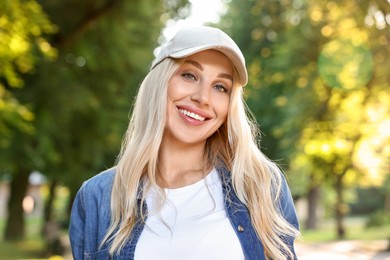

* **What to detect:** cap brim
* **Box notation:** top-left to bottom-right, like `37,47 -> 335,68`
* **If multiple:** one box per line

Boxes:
170,45 -> 248,86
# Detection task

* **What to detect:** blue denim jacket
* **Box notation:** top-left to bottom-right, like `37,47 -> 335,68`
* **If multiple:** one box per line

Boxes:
69,166 -> 299,259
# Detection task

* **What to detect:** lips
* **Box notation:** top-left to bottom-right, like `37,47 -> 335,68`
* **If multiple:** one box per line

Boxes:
179,108 -> 206,121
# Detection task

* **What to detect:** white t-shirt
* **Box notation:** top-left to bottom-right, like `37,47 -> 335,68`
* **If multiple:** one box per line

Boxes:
134,168 -> 245,260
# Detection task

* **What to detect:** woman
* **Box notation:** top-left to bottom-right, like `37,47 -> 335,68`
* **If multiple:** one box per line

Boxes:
69,26 -> 300,260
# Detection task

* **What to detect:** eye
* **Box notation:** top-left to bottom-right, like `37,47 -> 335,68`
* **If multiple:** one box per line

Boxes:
213,83 -> 229,93
181,72 -> 197,81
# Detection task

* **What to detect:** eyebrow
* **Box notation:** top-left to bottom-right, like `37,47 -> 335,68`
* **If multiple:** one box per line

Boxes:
184,59 -> 234,83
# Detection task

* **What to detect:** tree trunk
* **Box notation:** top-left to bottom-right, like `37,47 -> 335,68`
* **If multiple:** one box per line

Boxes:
335,174 -> 346,239
4,170 -> 30,241
387,238 -> 390,251
42,180 -> 58,237
42,180 -> 66,256
385,192 -> 390,213
44,180 -> 58,223
384,176 -> 390,213
67,187 -> 78,219
306,185 -> 320,230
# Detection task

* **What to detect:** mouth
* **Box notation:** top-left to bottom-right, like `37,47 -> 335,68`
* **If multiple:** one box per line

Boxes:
178,108 -> 206,122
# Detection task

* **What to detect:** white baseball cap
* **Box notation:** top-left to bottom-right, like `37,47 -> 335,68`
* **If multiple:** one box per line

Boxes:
151,26 -> 248,86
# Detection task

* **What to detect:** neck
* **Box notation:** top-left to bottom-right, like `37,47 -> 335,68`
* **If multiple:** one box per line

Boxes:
157,139 -> 210,189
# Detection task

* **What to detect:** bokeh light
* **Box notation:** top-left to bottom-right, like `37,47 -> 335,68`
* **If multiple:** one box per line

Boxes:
318,39 -> 374,90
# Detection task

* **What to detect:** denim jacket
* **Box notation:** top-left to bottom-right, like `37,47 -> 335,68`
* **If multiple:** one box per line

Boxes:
69,166 -> 299,260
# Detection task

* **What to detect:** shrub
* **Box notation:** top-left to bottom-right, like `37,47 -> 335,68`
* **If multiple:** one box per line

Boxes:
365,211 -> 390,228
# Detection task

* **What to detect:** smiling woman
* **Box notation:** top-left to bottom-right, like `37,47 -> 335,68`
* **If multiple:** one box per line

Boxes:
163,50 -> 232,150
69,26 -> 300,260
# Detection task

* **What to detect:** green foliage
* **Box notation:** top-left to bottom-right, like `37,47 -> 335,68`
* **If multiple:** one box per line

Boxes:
1,0 -> 189,241
365,211 -> 390,228
1,0 -> 189,180
221,0 -> 390,188
318,39 -> 374,90
220,0 -> 390,237
26,0 -> 190,188
0,0 -> 57,169
0,0 -> 57,88
349,187 -> 385,215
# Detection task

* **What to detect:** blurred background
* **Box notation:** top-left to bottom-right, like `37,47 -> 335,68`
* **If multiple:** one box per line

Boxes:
0,0 -> 389,259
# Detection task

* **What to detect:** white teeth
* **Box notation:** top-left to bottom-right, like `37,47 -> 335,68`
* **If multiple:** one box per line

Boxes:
179,109 -> 206,121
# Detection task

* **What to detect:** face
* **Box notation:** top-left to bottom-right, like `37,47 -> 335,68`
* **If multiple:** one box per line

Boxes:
164,49 -> 234,147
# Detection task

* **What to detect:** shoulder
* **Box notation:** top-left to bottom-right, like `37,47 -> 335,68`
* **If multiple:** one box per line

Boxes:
83,167 -> 116,188
78,167 -> 116,201
70,168 -> 116,256
72,168 -> 116,224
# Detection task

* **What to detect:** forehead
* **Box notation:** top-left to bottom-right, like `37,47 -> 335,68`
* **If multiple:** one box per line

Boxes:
183,50 -> 233,71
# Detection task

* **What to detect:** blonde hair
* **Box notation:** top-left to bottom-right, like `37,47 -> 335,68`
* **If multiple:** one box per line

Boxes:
227,85 -> 300,259
102,58 -> 299,259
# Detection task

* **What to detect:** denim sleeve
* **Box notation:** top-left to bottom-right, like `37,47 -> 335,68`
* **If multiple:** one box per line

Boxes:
279,174 -> 300,258
69,183 -> 86,260
280,175 -> 299,229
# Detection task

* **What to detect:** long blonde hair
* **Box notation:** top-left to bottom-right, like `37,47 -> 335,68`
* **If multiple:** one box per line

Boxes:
102,58 -> 299,259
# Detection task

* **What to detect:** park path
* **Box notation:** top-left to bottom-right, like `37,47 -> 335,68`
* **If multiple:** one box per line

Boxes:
296,240 -> 390,260
62,235 -> 390,259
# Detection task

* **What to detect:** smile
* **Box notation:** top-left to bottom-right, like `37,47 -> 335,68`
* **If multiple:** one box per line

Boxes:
179,109 -> 206,122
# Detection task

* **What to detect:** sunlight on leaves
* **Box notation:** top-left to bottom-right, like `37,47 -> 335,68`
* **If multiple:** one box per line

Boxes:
318,39 -> 374,90
0,0 -> 57,87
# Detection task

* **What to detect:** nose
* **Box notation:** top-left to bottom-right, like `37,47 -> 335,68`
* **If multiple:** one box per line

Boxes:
190,81 -> 210,105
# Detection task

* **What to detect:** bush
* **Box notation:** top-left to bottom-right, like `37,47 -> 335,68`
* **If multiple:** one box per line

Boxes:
349,187 -> 385,215
365,211 -> 390,228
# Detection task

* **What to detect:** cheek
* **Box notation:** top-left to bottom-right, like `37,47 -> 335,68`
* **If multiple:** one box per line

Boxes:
216,98 -> 230,120
167,82 -> 175,100
167,80 -> 188,100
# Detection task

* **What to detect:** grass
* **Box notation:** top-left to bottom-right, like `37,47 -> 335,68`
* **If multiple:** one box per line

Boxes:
0,239 -> 46,259
0,215 -> 389,258
0,216 -> 48,259
300,216 -> 390,243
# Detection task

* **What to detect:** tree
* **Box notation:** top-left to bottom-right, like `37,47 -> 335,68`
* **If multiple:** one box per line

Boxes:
1,0 -> 189,242
0,0 -> 57,241
220,0 -> 390,238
